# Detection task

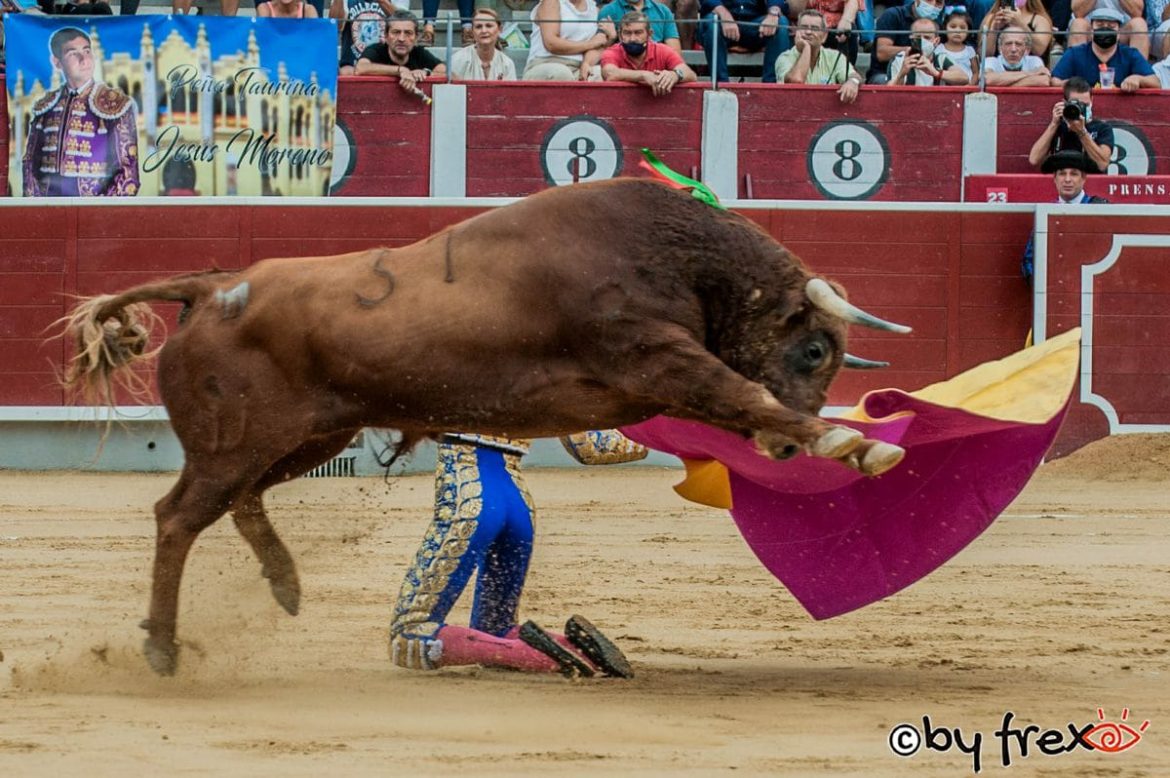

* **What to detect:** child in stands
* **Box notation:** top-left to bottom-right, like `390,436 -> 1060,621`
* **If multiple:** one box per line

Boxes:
941,8 -> 979,83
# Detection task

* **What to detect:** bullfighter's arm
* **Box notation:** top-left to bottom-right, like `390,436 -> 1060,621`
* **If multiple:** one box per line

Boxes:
108,109 -> 141,196
560,430 -> 649,465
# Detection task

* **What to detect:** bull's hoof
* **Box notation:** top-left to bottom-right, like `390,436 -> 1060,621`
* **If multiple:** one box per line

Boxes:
143,636 -> 179,676
811,426 -> 863,459
753,432 -> 800,460
265,568 -> 301,616
860,442 -> 905,476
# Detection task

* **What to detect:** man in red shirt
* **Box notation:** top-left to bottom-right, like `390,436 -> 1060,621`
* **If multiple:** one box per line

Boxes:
600,11 -> 698,95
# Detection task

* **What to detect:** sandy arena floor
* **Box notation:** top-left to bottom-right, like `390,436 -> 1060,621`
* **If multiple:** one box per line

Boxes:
1,435 -> 1168,776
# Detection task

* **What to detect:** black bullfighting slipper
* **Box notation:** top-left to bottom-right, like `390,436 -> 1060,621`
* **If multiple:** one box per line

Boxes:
565,614 -> 634,679
518,620 -> 594,678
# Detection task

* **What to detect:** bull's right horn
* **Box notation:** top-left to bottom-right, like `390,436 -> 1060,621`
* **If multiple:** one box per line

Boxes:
843,354 -> 890,369
806,278 -> 912,334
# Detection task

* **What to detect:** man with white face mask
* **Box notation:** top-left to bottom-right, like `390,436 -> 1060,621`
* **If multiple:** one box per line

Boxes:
867,0 -> 945,83
983,25 -> 1051,85
887,17 -> 968,85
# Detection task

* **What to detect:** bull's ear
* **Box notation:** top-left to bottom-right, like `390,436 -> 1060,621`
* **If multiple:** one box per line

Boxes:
843,353 -> 890,369
806,279 -> 912,334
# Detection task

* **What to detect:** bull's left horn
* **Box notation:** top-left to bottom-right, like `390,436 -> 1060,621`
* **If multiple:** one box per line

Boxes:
806,278 -> 912,334
843,353 -> 890,369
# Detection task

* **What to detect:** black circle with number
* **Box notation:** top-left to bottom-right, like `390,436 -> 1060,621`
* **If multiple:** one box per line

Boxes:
539,115 -> 624,187
805,119 -> 890,201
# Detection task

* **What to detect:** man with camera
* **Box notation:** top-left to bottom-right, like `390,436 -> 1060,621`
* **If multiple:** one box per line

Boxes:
867,0 -> 945,84
887,17 -> 968,85
1027,76 -> 1113,172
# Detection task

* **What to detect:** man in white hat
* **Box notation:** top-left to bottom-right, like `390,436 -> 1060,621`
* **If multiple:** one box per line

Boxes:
1054,6 -> 1158,82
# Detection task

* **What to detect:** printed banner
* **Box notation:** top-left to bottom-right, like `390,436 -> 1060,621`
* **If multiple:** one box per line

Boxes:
5,15 -> 339,197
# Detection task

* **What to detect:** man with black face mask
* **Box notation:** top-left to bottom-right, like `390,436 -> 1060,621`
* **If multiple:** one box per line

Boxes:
1028,76 -> 1114,172
600,11 -> 697,94
1051,7 -> 1158,90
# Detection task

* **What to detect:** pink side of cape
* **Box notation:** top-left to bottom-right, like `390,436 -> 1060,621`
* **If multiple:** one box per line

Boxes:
621,390 -> 1070,620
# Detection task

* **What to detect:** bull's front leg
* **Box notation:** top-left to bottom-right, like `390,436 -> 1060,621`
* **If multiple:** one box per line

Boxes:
612,333 -> 903,475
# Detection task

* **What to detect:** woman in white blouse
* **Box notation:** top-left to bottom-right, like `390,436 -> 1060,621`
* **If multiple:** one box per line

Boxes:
451,8 -> 519,80
524,0 -> 614,80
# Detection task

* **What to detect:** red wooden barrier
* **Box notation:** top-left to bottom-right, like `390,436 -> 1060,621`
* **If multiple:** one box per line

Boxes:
464,82 -> 704,197
0,201 -> 1033,412
734,85 -> 968,202
966,174 -> 1170,203
7,80 -> 1170,199
1037,211 -> 1170,455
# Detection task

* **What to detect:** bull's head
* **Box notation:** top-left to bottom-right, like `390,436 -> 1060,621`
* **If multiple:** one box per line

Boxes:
736,278 -> 910,419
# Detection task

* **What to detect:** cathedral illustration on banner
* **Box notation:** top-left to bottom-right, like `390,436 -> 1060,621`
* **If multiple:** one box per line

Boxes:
7,23 -> 336,197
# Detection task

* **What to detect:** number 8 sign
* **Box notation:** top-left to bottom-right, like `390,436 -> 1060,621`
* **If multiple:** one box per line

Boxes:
806,119 -> 891,200
540,116 -> 624,187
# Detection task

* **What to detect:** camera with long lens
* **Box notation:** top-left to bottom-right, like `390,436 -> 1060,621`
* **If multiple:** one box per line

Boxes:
1063,99 -> 1089,122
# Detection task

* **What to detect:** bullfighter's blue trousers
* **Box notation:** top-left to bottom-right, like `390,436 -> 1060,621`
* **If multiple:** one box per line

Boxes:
390,440 -> 535,667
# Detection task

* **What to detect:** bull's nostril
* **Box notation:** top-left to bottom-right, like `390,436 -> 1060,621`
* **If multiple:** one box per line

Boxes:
779,444 -> 799,460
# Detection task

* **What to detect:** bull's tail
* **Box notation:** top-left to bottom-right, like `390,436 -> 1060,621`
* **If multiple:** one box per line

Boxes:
57,271 -> 230,409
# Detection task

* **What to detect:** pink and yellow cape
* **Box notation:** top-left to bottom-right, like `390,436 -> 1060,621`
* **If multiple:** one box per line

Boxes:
621,329 -> 1080,620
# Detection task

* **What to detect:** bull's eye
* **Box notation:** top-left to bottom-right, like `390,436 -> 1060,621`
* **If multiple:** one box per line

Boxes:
805,342 -> 825,365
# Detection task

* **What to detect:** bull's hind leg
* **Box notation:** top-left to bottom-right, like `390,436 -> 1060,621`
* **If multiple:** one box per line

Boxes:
231,429 -> 361,617
143,464 -> 258,676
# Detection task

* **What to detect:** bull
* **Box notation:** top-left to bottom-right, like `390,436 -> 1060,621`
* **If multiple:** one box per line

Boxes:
60,178 -> 910,675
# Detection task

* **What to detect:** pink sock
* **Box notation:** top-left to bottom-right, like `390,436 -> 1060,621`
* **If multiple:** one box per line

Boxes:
435,625 -> 562,673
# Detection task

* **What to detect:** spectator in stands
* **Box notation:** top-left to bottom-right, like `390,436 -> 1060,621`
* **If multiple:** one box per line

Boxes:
419,0 -> 475,45
524,0 -> 613,81
1068,0 -> 1148,58
256,0 -> 320,17
601,11 -> 697,92
787,0 -> 860,65
451,7 -> 519,80
258,0 -> 318,16
698,0 -> 791,83
1051,7 -> 1158,88
983,24 -> 1052,82
940,7 -> 979,82
43,0 -> 114,13
774,8 -> 864,100
1149,0 -> 1170,59
358,9 -> 447,93
664,0 -> 702,50
887,16 -> 970,83
1027,76 -> 1113,171
599,0 -> 684,51
333,0 -> 395,75
868,0 -> 944,84
1156,46 -> 1170,83
1021,150 -> 1107,288
979,0 -> 1054,59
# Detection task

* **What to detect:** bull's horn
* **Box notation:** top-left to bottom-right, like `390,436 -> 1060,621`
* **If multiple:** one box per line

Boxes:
806,278 -> 912,334
843,353 -> 890,369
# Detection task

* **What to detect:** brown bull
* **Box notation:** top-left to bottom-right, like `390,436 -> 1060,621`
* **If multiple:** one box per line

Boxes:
60,178 -> 909,676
